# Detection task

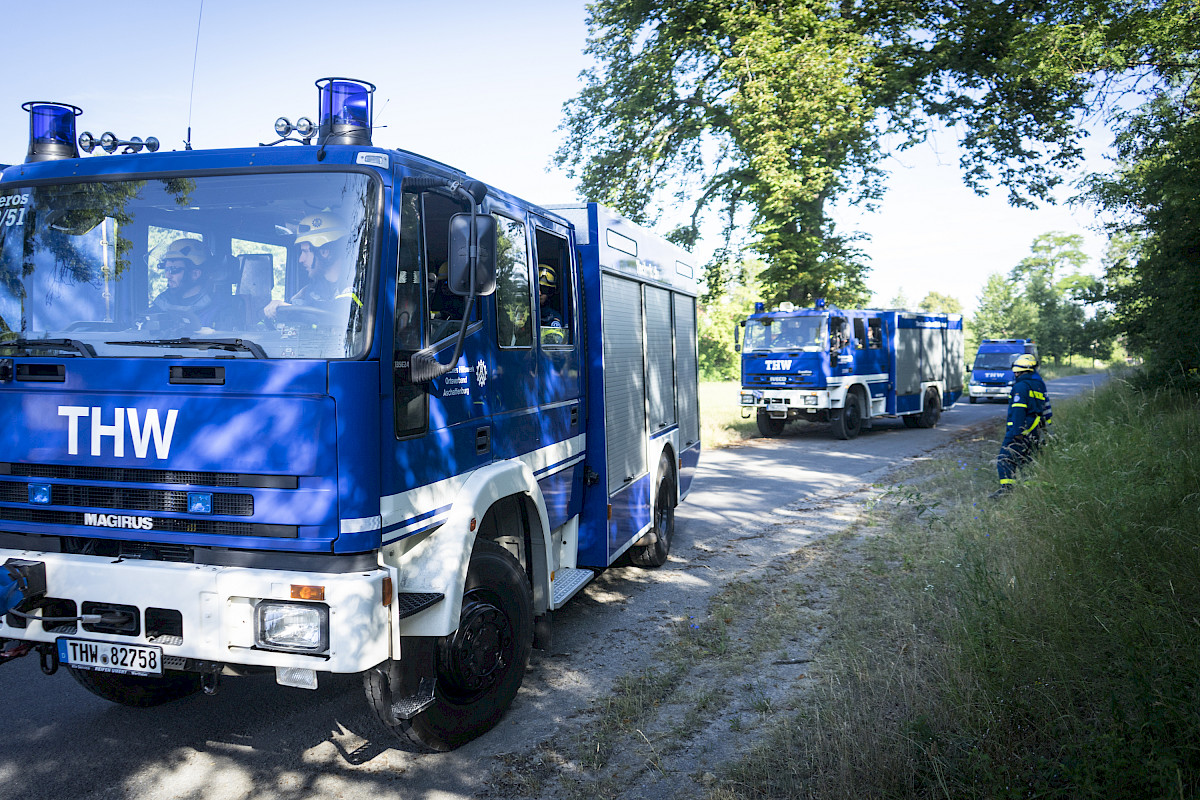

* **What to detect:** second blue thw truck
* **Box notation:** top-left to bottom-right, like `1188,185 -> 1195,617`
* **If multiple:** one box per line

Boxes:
0,81 -> 700,751
738,302 -> 964,439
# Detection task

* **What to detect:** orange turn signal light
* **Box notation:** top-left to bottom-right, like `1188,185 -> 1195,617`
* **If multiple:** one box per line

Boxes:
290,584 -> 325,601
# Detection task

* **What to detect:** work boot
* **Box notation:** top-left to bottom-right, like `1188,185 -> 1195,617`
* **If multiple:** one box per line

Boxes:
988,485 -> 1012,500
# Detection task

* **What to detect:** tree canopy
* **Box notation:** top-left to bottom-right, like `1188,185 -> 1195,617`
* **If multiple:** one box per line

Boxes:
559,0 -> 1198,380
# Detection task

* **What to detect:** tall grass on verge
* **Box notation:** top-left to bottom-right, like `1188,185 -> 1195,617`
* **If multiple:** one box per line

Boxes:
712,379 -> 1200,799
699,381 -> 758,448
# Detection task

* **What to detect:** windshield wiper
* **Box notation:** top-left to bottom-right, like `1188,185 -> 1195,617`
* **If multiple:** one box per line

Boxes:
105,337 -> 267,359
0,338 -> 96,357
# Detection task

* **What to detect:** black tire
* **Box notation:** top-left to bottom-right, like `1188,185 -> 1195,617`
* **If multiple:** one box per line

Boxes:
916,388 -> 941,428
756,411 -> 785,437
902,414 -> 920,428
376,539 -> 533,752
630,453 -> 675,568
68,666 -> 202,708
969,396 -> 977,404
831,391 -> 864,440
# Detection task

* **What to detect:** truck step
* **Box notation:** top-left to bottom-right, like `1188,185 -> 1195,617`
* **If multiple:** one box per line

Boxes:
551,568 -> 594,608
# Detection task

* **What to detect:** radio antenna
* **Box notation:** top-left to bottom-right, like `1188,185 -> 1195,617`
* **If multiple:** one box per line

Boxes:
185,0 -> 205,150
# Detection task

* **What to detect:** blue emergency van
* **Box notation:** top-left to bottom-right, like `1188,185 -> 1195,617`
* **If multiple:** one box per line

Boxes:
738,302 -> 964,439
967,338 -> 1038,403
0,81 -> 700,751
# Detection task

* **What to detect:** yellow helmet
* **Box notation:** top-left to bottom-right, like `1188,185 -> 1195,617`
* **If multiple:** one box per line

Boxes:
295,213 -> 347,248
1013,354 -> 1038,372
163,238 -> 208,268
538,263 -> 557,291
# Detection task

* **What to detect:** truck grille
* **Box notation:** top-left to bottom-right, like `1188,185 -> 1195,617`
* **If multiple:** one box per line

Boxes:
0,462 -> 296,489
0,482 -> 253,515
0,507 -> 296,538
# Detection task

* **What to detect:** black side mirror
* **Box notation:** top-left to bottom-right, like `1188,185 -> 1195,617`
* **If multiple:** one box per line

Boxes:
447,213 -> 497,296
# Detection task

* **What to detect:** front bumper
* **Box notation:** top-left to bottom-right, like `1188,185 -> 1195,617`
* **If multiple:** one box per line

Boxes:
0,548 -> 391,673
969,384 -> 1011,399
741,388 -> 830,416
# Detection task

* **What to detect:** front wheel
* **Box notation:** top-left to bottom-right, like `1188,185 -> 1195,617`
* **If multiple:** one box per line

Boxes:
756,410 -> 785,437
831,392 -> 864,440
68,666 -> 202,707
373,539 -> 533,752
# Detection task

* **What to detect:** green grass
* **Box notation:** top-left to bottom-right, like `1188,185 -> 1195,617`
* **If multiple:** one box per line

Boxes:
699,380 -> 758,448
712,378 -> 1200,799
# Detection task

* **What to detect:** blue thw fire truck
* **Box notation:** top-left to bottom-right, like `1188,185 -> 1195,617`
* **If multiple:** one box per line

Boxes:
737,301 -> 964,439
967,338 -> 1038,403
0,80 -> 701,751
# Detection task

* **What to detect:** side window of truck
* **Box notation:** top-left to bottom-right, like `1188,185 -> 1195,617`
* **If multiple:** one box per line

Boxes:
853,317 -> 867,350
867,318 -> 883,348
422,192 -> 479,343
533,227 -> 572,346
495,216 -> 532,348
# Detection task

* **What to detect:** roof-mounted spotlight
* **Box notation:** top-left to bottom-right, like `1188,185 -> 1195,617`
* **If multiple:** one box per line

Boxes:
265,116 -> 316,146
78,130 -> 160,155
315,77 -> 375,147
22,101 -> 82,163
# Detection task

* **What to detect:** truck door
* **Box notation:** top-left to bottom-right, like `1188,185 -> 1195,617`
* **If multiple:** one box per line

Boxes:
489,211 -> 541,462
386,186 -> 491,498
531,217 -> 584,528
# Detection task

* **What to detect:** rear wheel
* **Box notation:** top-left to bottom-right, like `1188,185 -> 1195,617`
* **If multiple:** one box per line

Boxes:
373,538 -> 533,752
630,453 -> 676,568
916,388 -> 942,428
902,415 -> 920,428
68,667 -> 202,707
831,392 -> 864,440
756,410 -> 785,437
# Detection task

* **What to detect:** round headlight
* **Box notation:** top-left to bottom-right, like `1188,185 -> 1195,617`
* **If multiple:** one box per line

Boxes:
99,131 -> 118,154
295,117 -> 314,137
275,117 -> 292,137
78,131 -> 95,152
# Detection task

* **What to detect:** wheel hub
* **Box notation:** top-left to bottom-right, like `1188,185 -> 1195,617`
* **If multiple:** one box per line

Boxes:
440,598 -> 513,695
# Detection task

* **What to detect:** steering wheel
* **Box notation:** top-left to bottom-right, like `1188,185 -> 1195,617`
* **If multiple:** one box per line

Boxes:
273,304 -> 339,326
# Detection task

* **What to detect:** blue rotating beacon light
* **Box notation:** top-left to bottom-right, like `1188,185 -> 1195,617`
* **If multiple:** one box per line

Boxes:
315,77 -> 375,147
22,101 -> 82,163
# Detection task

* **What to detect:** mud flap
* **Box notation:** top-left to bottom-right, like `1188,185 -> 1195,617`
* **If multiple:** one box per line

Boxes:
371,636 -> 438,724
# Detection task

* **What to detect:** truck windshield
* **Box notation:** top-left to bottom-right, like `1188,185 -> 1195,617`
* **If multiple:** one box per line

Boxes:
0,172 -> 377,359
975,352 -> 1020,369
742,316 -> 824,352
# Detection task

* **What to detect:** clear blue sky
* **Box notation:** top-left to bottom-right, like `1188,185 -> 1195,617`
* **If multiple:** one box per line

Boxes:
2,0 -> 1108,313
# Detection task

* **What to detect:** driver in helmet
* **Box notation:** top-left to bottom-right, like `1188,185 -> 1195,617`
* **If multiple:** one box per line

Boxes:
150,238 -> 221,330
264,212 -> 356,320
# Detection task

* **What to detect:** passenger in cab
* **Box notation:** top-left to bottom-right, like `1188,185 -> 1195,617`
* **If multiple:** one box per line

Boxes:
538,263 -> 565,344
150,238 -> 222,331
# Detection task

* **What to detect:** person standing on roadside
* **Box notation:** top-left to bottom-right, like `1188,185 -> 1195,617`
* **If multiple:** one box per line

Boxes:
993,353 -> 1051,497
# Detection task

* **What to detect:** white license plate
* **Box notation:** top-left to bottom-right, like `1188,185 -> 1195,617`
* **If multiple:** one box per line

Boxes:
57,638 -> 163,676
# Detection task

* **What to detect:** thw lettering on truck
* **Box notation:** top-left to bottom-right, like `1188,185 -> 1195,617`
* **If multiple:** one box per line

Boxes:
57,406 -> 178,458
0,80 -> 701,753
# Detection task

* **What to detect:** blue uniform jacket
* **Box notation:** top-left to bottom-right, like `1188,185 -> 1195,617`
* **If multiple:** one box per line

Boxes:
1003,372 -> 1048,447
